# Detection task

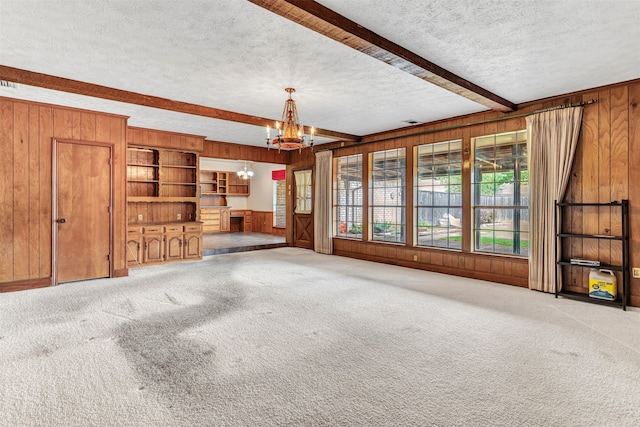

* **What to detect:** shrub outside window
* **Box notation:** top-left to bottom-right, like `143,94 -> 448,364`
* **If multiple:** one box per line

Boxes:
415,140 -> 462,249
370,148 -> 406,243
472,130 -> 529,256
334,154 -> 363,238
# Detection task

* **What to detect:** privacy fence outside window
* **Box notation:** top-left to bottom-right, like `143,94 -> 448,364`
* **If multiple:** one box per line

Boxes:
415,139 -> 462,250
472,130 -> 529,256
334,154 -> 363,239
370,148 -> 406,243
332,130 -> 528,258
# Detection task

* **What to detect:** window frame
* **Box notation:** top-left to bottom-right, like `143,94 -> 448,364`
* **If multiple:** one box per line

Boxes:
414,139 -> 463,250
368,147 -> 406,244
471,130 -> 529,257
333,154 -> 364,239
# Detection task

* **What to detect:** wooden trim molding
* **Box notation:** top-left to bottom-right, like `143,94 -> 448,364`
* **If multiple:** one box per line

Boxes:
249,0 -> 515,112
0,278 -> 51,293
0,65 -> 360,141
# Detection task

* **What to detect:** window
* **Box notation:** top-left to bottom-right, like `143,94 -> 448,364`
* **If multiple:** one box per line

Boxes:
273,179 -> 286,228
294,170 -> 312,214
334,154 -> 363,238
472,130 -> 529,256
370,148 -> 406,243
415,140 -> 462,249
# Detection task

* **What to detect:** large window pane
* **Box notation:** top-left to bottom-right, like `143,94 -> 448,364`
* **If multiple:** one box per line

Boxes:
370,148 -> 405,243
415,140 -> 462,249
472,130 -> 529,256
334,154 -> 363,238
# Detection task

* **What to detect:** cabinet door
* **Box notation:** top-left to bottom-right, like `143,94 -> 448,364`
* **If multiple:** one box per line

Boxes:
143,235 -> 164,263
184,233 -> 202,259
220,209 -> 230,232
165,234 -> 184,261
126,236 -> 142,266
244,212 -> 252,232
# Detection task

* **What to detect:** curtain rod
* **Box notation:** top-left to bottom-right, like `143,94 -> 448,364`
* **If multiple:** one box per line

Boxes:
319,99 -> 597,151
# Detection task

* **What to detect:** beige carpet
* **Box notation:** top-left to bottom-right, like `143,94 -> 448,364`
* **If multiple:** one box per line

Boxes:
1,247 -> 640,426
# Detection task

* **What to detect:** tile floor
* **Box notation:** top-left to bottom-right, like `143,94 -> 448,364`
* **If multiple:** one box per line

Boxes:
202,232 -> 287,255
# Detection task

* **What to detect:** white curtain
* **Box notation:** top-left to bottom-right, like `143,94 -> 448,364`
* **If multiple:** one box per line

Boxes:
314,151 -> 333,254
526,106 -> 583,292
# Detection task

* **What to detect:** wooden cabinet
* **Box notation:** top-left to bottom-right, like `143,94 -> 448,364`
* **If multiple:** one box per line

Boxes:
230,210 -> 253,232
164,224 -> 184,262
201,207 -> 230,233
184,223 -> 203,259
220,208 -> 230,232
127,135 -> 203,268
126,227 -> 143,267
127,223 -> 202,265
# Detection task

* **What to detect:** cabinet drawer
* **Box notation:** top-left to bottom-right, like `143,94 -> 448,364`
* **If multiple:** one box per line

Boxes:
184,224 -> 202,232
128,226 -> 142,235
203,225 -> 220,232
143,226 -> 163,233
200,213 -> 220,220
164,225 -> 183,233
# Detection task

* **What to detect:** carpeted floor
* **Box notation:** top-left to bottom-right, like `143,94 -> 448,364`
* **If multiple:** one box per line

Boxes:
1,248 -> 640,426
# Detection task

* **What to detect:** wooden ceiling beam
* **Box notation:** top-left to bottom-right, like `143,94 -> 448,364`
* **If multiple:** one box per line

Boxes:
0,65 -> 361,142
249,0 -> 516,113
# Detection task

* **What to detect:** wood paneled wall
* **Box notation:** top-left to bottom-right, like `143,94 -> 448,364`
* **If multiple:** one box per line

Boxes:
0,97 -> 127,291
290,79 -> 640,305
128,126 -> 204,152
202,139 -> 289,164
251,211 -> 285,235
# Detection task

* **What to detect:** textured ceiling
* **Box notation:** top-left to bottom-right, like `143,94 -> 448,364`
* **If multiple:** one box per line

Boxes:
1,0 -> 639,148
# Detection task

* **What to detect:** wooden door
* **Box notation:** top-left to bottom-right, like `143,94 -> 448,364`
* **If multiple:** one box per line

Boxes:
184,234 -> 201,259
220,208 -> 230,232
293,170 -> 313,249
165,234 -> 184,261
143,235 -> 163,263
55,141 -> 112,283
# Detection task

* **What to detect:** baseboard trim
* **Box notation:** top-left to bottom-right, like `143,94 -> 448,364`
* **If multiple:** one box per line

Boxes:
0,278 -> 52,293
114,268 -> 129,278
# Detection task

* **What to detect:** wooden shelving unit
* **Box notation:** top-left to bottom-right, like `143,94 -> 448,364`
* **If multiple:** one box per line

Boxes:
199,169 -> 250,207
126,145 -> 202,265
554,200 -> 630,310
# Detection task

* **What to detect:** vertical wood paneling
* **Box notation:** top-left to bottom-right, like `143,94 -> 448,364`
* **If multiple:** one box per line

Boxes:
628,83 -> 640,302
580,93 -> 600,291
597,90 -> 611,266
80,112 -> 96,141
1,98 -> 127,289
610,86 -> 629,232
13,102 -> 30,281
39,106 -> 53,278
0,100 -> 14,282
28,105 -> 40,278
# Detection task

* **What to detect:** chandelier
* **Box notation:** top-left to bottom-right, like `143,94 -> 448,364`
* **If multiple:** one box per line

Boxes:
237,161 -> 254,180
266,88 -> 314,151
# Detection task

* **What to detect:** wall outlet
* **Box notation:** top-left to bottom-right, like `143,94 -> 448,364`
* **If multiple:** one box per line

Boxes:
413,254 -> 418,261
137,214 -> 143,221
633,268 -> 640,279
177,214 -> 181,220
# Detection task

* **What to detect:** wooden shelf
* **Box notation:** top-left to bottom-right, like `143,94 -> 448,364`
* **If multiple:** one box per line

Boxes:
127,163 -> 159,168
162,182 -> 197,186
129,196 -> 198,203
127,179 -> 159,183
163,164 -> 197,169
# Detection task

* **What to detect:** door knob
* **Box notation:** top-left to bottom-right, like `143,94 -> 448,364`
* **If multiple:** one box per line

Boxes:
58,218 -> 67,223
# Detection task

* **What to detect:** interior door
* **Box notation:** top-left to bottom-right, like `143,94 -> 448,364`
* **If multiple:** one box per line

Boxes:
55,140 -> 112,283
293,169 -> 313,249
